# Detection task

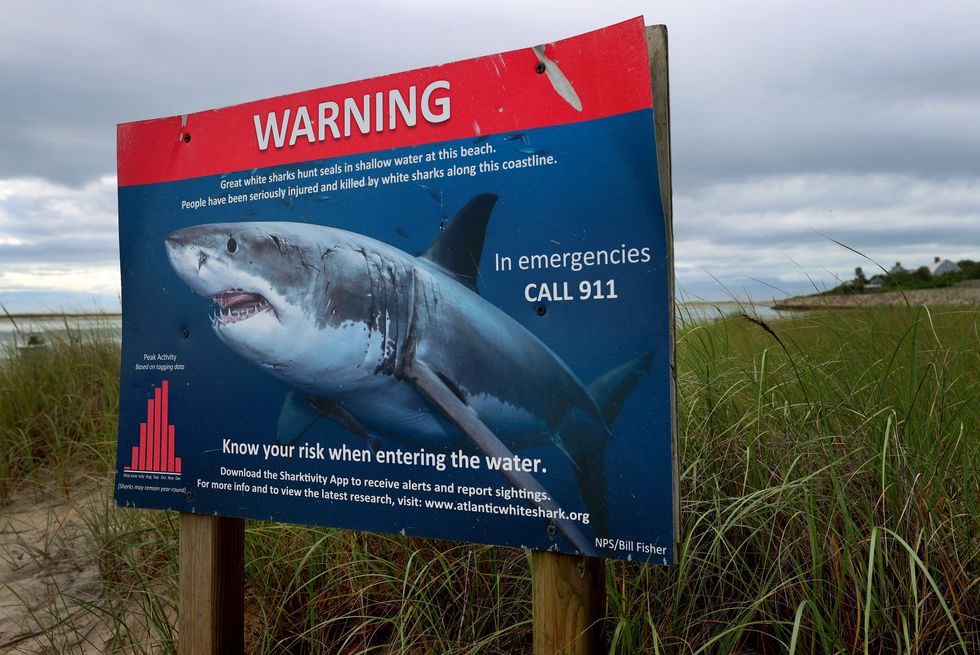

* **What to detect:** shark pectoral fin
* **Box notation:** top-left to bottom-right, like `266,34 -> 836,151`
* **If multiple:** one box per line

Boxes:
278,390 -> 375,448
276,389 -> 324,445
307,396 -> 371,441
404,359 -> 596,556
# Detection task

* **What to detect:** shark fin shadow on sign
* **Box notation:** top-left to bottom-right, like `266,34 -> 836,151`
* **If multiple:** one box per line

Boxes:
165,194 -> 651,556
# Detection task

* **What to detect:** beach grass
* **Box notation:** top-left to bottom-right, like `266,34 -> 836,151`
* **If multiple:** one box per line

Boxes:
0,319 -> 119,505
0,307 -> 977,653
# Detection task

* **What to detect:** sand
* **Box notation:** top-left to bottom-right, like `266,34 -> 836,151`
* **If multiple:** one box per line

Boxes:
0,487 -> 116,654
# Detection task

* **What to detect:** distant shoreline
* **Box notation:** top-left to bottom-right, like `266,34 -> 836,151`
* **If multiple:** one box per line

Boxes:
678,300 -> 777,307
773,286 -> 980,310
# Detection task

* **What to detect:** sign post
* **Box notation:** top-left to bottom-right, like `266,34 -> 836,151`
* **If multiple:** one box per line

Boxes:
532,551 -> 605,654
114,18 -> 676,653
178,514 -> 244,655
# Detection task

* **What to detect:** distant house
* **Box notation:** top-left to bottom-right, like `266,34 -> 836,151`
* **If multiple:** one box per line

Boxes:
866,275 -> 885,289
930,257 -> 961,276
888,262 -> 908,275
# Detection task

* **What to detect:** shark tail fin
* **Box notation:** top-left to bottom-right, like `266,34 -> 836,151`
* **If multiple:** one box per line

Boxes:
421,194 -> 497,293
572,442 -> 610,538
574,351 -> 653,537
588,351 -> 654,429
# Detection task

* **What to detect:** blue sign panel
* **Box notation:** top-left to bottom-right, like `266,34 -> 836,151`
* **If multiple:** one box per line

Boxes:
115,18 -> 676,562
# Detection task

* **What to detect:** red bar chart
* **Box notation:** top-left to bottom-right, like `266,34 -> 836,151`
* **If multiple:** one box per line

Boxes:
125,380 -> 181,474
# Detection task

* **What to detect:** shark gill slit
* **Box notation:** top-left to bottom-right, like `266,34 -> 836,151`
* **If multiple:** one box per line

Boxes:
384,264 -> 399,374
372,253 -> 392,374
393,268 -> 418,378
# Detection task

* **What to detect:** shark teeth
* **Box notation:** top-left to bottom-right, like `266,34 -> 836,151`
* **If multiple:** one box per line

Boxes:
211,290 -> 275,327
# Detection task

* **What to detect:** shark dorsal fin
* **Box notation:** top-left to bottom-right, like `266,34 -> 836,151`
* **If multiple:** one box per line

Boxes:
421,194 -> 497,293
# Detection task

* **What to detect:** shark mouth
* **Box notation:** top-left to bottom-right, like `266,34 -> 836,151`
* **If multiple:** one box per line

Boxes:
212,290 -> 276,326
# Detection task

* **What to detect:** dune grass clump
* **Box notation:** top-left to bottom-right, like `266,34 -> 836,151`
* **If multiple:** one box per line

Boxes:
242,527 -> 532,653
602,306 -> 979,653
0,319 -> 119,504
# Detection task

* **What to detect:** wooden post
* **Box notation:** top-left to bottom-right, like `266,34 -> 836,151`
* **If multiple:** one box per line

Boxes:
646,23 -> 680,557
179,513 -> 245,655
532,552 -> 604,654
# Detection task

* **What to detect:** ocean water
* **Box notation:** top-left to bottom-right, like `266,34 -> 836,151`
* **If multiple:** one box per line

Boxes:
677,302 -> 794,323
0,317 -> 121,349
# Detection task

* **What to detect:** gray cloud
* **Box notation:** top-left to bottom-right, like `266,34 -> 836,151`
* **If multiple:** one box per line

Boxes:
666,2 -> 980,186
0,241 -> 117,265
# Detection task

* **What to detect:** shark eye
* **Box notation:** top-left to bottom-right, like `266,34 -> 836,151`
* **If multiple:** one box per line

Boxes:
227,237 -> 238,254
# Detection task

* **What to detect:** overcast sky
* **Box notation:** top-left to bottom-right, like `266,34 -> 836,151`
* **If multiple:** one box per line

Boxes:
1,0 -> 978,312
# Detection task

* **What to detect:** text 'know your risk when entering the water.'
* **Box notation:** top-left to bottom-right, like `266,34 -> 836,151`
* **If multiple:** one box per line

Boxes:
221,438 -> 548,473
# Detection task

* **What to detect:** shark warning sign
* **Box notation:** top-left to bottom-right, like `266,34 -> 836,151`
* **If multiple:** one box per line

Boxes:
115,17 -> 677,562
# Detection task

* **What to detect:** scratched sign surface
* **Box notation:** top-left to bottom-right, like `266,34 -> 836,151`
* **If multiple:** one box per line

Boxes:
114,17 -> 676,562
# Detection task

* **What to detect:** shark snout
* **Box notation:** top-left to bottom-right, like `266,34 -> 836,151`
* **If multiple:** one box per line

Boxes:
164,230 -> 214,294
164,232 -> 190,269
164,231 -> 194,266
164,234 -> 188,254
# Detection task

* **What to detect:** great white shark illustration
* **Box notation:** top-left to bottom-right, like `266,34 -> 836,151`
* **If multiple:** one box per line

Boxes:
165,194 -> 650,555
